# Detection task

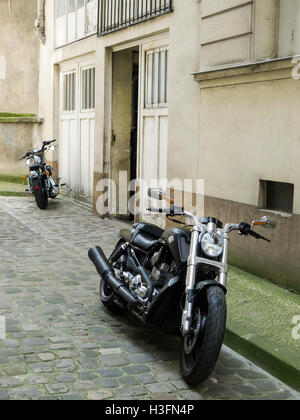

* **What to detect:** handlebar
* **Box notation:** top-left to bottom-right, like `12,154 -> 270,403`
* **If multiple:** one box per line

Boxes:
148,207 -> 271,242
20,139 -> 56,160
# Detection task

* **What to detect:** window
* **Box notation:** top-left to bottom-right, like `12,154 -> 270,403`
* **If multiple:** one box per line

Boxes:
56,0 -> 66,18
63,72 -> 76,112
69,0 -> 76,12
81,67 -> 95,110
259,180 -> 294,214
56,0 -> 98,47
146,49 -> 168,107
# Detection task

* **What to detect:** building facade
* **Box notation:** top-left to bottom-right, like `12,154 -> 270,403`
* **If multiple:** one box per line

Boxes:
36,0 -> 300,292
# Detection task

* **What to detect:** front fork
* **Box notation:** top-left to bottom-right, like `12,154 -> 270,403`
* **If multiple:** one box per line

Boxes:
181,227 -> 229,336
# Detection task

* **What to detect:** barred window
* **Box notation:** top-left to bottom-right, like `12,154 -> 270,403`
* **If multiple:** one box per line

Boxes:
259,180 -> 294,214
81,67 -> 95,110
146,49 -> 168,107
63,72 -> 76,112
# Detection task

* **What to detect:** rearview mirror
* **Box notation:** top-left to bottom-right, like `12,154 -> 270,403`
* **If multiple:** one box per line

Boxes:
252,216 -> 276,230
147,188 -> 173,204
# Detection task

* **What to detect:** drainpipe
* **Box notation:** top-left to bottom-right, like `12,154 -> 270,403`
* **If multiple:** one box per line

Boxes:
35,0 -> 46,44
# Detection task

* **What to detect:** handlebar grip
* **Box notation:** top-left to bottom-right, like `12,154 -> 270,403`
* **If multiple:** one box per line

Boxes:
147,206 -> 184,216
147,207 -> 171,214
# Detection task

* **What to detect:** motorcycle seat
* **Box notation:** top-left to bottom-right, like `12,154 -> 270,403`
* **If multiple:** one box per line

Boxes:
120,223 -> 164,251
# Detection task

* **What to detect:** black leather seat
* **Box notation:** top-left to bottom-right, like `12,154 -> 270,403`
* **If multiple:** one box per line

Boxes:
120,223 -> 164,251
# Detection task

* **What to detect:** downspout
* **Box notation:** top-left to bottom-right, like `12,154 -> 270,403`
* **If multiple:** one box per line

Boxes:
35,0 -> 46,44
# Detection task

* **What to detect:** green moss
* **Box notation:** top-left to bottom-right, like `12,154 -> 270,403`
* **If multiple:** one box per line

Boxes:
0,113 -> 43,123
0,112 -> 36,118
0,174 -> 26,184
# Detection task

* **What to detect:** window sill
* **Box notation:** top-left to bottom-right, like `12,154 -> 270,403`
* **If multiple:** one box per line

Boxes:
258,208 -> 293,219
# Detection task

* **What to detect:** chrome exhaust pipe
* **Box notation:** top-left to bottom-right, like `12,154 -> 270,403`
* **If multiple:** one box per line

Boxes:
88,246 -> 137,307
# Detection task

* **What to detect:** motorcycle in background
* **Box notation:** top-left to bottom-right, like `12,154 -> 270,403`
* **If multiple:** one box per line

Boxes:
20,139 -> 64,209
89,187 -> 276,385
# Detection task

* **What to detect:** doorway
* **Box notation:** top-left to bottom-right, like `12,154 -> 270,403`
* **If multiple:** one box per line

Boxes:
111,47 -> 139,220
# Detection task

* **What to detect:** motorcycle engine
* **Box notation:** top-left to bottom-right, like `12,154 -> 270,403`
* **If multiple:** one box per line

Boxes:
123,272 -> 149,301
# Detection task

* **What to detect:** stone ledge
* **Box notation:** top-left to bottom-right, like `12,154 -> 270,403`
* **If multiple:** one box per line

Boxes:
0,113 -> 44,123
193,56 -> 298,88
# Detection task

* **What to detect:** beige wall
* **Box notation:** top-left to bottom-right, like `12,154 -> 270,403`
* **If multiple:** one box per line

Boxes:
0,122 -> 41,175
0,0 -> 41,176
0,0 -> 39,114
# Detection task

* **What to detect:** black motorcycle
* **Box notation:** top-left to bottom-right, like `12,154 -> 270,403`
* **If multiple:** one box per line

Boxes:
89,187 -> 276,385
20,139 -> 63,209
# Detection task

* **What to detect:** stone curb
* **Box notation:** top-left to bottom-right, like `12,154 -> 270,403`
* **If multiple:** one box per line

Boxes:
225,321 -> 300,392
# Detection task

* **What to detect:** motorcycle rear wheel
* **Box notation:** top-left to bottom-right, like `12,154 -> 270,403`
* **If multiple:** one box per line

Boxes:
34,188 -> 48,210
180,286 -> 226,385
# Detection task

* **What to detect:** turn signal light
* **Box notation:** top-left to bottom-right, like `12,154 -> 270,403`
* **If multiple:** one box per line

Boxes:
45,171 -> 51,176
22,176 -> 27,181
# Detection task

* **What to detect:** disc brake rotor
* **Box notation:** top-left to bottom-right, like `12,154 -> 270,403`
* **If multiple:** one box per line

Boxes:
184,307 -> 202,355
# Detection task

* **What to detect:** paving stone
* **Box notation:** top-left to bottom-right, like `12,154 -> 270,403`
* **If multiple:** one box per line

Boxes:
101,368 -> 123,377
60,393 -> 84,400
55,374 -> 76,383
145,382 -> 173,394
99,378 -> 119,388
38,353 -> 56,362
87,390 -> 113,400
45,384 -> 70,394
0,376 -> 25,388
3,364 -> 28,376
78,371 -> 98,381
0,390 -> 10,400
55,359 -> 76,372
123,365 -> 150,374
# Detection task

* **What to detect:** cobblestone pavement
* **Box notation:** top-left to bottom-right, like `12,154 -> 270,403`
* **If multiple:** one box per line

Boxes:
0,196 -> 299,401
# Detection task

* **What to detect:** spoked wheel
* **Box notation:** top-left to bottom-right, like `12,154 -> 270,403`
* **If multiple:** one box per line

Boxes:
99,241 -> 126,314
34,188 -> 48,210
180,286 -> 226,386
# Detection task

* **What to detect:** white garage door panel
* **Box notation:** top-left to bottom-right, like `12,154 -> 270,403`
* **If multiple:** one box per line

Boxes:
89,118 -> 95,196
143,116 -> 157,181
61,120 -> 70,183
60,62 -> 95,202
69,119 -> 78,189
80,118 -> 90,196
158,116 -> 168,180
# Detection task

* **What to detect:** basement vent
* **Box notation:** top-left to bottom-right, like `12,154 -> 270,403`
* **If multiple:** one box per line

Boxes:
259,180 -> 294,214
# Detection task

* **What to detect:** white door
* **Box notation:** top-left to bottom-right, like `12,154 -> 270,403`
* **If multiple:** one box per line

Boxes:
139,41 -> 169,224
59,59 -> 95,201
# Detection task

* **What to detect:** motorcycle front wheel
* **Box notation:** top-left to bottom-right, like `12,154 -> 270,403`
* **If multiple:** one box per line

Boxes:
34,188 -> 48,210
180,286 -> 226,386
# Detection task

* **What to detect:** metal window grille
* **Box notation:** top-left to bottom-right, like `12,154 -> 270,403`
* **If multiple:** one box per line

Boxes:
63,72 -> 76,111
81,67 -> 95,110
98,0 -> 173,35
260,180 -> 294,214
146,48 -> 168,107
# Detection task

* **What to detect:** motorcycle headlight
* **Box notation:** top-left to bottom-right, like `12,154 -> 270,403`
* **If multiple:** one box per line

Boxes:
201,230 -> 224,258
26,157 -> 34,167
